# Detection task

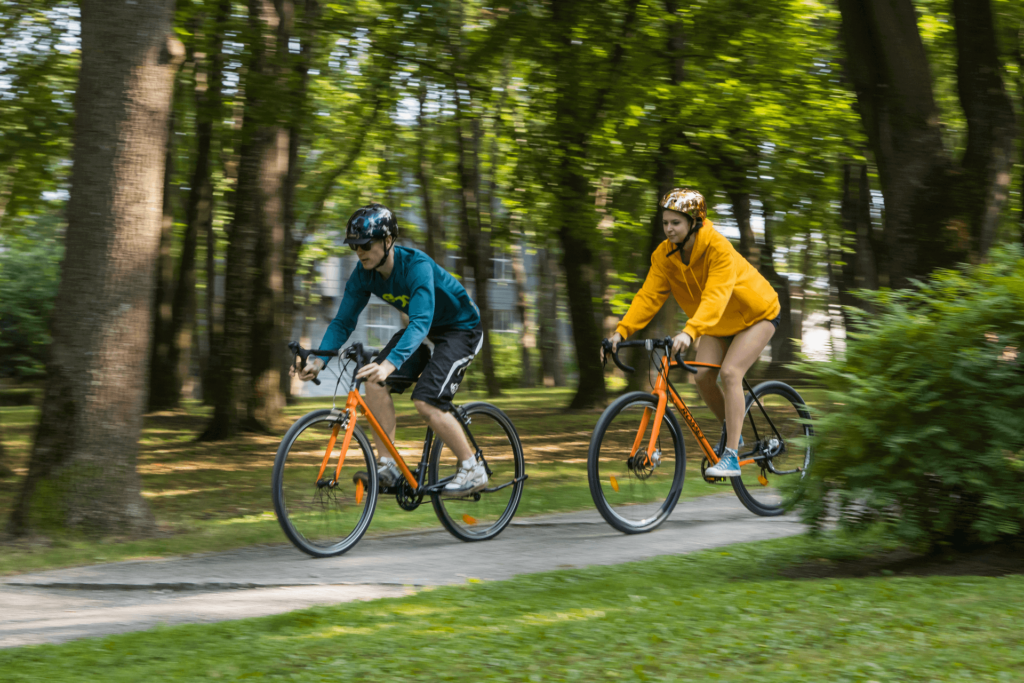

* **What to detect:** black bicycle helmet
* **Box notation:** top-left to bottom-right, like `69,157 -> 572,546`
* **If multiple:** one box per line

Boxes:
345,203 -> 398,270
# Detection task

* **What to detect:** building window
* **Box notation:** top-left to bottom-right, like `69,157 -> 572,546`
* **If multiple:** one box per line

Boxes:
492,309 -> 516,333
366,304 -> 398,347
491,256 -> 514,282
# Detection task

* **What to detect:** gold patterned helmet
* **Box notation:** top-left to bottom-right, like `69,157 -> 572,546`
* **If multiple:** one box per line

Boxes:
659,188 -> 707,222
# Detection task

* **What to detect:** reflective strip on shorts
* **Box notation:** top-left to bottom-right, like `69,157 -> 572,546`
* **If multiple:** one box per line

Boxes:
438,333 -> 484,398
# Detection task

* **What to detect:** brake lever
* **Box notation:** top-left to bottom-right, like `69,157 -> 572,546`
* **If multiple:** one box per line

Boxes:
287,341 -> 321,385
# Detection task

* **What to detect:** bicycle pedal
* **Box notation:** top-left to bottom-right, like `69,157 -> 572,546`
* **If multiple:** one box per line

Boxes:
703,475 -> 729,484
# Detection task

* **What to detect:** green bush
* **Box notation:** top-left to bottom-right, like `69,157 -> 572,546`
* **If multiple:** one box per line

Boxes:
794,246 -> 1024,552
0,230 -> 61,379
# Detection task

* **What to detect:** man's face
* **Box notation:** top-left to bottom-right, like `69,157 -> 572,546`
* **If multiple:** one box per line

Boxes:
353,238 -> 387,268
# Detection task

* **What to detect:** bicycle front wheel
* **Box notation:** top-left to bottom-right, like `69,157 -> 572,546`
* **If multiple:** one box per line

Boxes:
719,381 -> 812,517
272,409 -> 378,557
588,392 -> 686,534
429,402 -> 526,542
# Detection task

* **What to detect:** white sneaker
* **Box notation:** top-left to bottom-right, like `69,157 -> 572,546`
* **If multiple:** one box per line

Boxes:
443,454 -> 488,497
376,459 -> 401,487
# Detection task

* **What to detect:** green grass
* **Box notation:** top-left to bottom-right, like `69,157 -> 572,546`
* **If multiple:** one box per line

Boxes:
0,385 -> 827,576
2,535 -> 1021,681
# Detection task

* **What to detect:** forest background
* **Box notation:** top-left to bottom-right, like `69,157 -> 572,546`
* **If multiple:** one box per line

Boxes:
0,0 -> 1022,538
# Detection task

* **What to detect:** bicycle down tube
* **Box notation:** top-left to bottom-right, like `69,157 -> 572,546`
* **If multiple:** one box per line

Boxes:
639,358 -> 719,467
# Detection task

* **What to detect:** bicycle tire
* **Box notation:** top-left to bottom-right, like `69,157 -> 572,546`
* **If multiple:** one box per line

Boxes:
272,408 -> 379,557
429,402 -> 526,542
587,391 -> 686,534
717,381 -> 813,517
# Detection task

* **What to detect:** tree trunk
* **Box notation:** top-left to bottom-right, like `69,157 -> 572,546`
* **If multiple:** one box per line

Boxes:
8,0 -> 180,536
204,0 -> 287,439
537,247 -> 563,387
729,190 -> 758,267
202,0 -> 231,404
837,0 -> 1014,284
952,0 -> 1016,259
248,0 -> 292,429
1018,43 -> 1024,248
838,164 -> 880,334
512,220 -> 534,388
148,71 -> 182,411
280,0 -> 319,403
417,81 -> 444,261
760,204 -> 793,366
627,3 -> 684,392
626,146 -> 675,393
792,228 -> 813,348
548,0 -> 628,409
0,417 -> 12,479
454,92 -> 501,397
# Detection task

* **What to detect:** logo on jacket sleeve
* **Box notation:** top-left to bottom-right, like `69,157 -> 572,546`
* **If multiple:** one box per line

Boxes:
382,293 -> 410,307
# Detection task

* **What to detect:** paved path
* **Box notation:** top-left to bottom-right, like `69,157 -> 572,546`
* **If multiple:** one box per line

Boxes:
0,494 -> 802,648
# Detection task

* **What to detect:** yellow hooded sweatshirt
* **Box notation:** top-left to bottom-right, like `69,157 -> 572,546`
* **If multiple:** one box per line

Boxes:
615,219 -> 781,341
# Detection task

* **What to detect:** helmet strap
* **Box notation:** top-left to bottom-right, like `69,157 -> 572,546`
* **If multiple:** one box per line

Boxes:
667,216 -> 702,260
372,236 -> 393,271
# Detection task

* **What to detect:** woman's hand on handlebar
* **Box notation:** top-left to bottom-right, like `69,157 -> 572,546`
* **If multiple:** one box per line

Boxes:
602,332 -> 623,365
292,355 -> 325,382
671,331 -> 692,358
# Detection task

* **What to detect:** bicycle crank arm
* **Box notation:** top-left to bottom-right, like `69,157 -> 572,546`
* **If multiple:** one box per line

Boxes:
765,460 -> 802,476
482,474 -> 529,493
420,477 -> 456,494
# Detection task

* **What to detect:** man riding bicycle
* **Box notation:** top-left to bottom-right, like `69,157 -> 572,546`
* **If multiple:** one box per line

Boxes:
293,203 -> 487,497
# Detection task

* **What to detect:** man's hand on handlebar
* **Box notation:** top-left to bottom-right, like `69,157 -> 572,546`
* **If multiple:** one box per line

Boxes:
671,331 -> 692,358
292,355 -> 325,382
602,332 -> 623,365
356,359 -> 396,385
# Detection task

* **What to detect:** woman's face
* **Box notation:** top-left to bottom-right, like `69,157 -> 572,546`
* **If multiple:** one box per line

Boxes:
662,209 -> 693,244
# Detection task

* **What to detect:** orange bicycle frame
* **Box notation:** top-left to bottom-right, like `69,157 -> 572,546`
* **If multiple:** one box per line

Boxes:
640,357 -> 758,469
316,388 -> 419,490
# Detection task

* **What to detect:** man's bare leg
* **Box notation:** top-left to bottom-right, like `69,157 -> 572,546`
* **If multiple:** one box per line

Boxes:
413,399 -> 474,464
363,381 -> 397,459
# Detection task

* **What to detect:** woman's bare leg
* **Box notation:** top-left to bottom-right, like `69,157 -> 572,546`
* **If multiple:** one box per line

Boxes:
693,335 -> 729,423
720,320 -> 775,450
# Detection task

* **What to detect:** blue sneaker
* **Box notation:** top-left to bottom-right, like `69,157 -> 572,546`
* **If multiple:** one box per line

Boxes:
714,435 -> 743,457
705,448 -> 741,477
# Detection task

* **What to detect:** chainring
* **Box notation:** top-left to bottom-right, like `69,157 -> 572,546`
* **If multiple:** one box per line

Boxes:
395,474 -> 424,511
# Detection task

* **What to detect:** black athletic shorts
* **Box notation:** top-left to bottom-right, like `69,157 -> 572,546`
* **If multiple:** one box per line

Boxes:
373,325 -> 484,412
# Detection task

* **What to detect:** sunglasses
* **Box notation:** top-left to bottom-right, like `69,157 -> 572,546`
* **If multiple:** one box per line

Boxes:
349,239 -> 378,252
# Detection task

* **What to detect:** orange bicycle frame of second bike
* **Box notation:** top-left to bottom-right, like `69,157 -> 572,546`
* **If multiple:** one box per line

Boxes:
314,387 -> 418,500
631,356 -> 759,470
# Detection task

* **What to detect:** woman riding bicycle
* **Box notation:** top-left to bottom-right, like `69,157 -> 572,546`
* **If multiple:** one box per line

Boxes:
604,188 -> 781,478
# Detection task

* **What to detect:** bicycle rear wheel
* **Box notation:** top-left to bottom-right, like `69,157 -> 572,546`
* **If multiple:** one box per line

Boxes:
588,392 -> 686,534
718,381 -> 812,517
429,402 -> 526,542
272,409 -> 378,557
